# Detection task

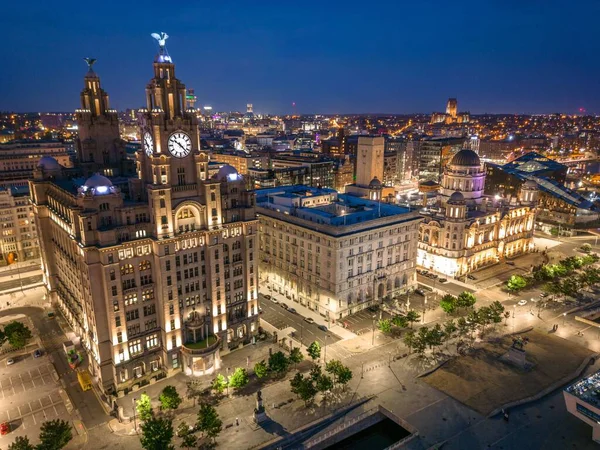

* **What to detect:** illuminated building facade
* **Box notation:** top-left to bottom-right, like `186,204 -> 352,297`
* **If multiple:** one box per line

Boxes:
30,40 -> 258,395
0,186 -> 40,265
257,186 -> 421,320
418,149 -> 537,277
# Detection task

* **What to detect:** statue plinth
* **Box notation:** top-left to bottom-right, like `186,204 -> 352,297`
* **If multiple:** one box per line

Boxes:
253,390 -> 268,424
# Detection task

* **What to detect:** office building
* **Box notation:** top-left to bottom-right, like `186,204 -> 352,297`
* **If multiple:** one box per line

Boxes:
257,186 -> 422,320
417,137 -> 465,182
0,186 -> 40,265
564,371 -> 600,443
31,40 -> 258,395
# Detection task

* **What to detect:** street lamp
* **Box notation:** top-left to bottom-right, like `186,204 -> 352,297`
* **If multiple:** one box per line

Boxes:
372,315 -> 377,346
422,298 -> 427,323
512,305 -> 516,318
563,312 -> 567,325
324,334 -> 330,363
132,397 -> 137,433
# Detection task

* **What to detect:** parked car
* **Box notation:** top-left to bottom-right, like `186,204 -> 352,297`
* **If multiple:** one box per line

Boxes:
517,299 -> 528,306
271,297 -> 278,304
368,305 -> 379,312
415,289 -> 425,296
258,307 -> 263,314
288,308 -> 297,314
281,303 -> 289,310
0,422 -> 9,435
506,261 -> 515,266
304,317 -> 315,324
467,274 -> 477,280
318,325 -> 328,332
439,278 -> 448,283
6,358 -> 14,366
263,294 -> 272,300
540,292 -> 549,298
33,349 -> 42,358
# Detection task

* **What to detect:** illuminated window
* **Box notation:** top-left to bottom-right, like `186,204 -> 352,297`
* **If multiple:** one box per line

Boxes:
120,264 -> 134,275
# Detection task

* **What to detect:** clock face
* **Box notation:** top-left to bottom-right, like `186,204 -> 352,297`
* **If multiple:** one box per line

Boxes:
143,132 -> 154,156
168,132 -> 192,158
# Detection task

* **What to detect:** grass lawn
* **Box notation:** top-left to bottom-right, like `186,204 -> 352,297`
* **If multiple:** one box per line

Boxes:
423,329 -> 594,415
184,335 -> 218,349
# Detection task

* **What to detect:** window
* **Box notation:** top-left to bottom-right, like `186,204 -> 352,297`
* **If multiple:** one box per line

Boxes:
139,260 -> 151,271
143,304 -> 156,316
146,334 -> 158,349
159,199 -> 166,208
170,319 -> 176,331
128,339 -> 142,355
113,300 -> 119,312
126,309 -> 140,321
115,316 -> 121,327
117,331 -> 123,343
109,270 -> 116,281
120,264 -> 134,275
111,286 -> 118,296
124,294 -> 137,306
169,303 -> 174,315
167,276 -> 172,286
165,260 -> 171,271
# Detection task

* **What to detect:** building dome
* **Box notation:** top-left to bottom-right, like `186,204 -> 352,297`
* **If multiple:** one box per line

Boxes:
214,164 -> 242,182
81,173 -> 115,195
369,177 -> 383,189
37,156 -> 61,171
450,149 -> 481,167
447,191 -> 465,205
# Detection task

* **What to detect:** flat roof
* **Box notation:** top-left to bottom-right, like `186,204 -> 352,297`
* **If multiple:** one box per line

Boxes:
565,371 -> 600,409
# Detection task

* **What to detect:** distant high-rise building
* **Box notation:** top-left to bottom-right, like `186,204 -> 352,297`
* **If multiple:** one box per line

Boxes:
247,104 -> 253,114
186,89 -> 197,109
446,98 -> 458,118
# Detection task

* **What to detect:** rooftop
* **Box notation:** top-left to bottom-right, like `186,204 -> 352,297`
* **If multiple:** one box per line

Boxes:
256,185 -> 419,235
565,370 -> 600,409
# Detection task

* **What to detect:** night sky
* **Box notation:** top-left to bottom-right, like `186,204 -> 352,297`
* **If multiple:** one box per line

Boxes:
2,0 -> 600,115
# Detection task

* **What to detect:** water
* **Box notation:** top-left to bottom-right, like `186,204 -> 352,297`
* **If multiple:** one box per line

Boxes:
326,418 -> 410,450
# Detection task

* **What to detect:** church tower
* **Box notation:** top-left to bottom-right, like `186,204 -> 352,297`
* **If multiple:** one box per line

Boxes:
137,33 -> 209,239
75,59 -> 129,177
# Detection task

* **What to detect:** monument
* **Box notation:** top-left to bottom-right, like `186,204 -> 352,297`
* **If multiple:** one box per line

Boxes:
253,390 -> 268,424
500,336 -> 533,369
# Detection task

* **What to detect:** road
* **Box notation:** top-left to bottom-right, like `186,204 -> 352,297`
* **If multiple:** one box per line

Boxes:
0,275 -> 43,293
259,296 -> 341,348
0,307 -> 108,430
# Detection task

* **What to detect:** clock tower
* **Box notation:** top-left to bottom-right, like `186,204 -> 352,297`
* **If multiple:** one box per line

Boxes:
137,33 -> 209,238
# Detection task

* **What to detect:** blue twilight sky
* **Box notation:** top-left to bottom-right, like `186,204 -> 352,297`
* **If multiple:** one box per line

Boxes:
1,0 -> 600,115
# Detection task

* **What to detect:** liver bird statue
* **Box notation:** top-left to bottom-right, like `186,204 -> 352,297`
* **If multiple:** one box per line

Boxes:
83,58 -> 97,69
151,32 -> 169,48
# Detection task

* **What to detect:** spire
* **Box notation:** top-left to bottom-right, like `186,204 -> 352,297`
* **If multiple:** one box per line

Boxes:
151,32 -> 172,63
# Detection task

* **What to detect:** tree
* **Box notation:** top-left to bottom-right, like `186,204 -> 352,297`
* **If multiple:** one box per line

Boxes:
289,347 -> 304,365
443,320 -> 457,343
489,301 -> 505,325
307,341 -> 321,361
254,360 -> 268,379
139,415 -> 174,450
290,372 -> 304,398
423,324 -> 443,351
159,385 -> 182,411
3,321 -> 32,349
268,351 -> 290,375
0,328 -> 6,346
391,315 -> 408,328
507,275 -> 527,293
180,430 -> 197,450
296,376 -> 318,405
403,330 -> 416,354
324,359 -> 353,388
581,243 -> 592,253
503,311 -> 511,325
456,291 -> 476,310
378,319 -> 392,333
405,310 -> 421,328
440,294 -> 457,314
8,436 -> 35,450
212,374 -> 228,393
136,393 -> 153,422
228,367 -> 249,389
456,317 -> 470,340
196,403 -> 222,441
37,419 -> 73,450
316,373 -> 334,394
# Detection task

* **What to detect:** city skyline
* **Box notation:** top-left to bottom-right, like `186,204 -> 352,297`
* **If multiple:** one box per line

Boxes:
2,0 -> 600,114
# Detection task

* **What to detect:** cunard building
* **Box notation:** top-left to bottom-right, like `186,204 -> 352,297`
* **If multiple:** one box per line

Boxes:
30,36 -> 259,395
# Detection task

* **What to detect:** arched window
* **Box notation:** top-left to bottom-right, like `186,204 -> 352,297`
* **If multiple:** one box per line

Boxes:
394,277 -> 401,288
139,260 -> 151,271
177,208 -> 195,219
210,192 -> 216,202
120,264 -> 134,275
